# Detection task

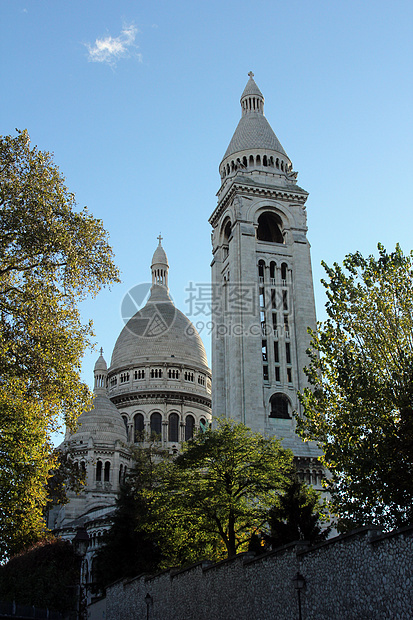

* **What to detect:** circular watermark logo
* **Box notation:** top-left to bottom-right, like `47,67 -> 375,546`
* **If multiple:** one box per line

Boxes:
120,283 -> 176,337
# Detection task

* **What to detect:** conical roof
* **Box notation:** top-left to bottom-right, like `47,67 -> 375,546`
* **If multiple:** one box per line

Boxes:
222,73 -> 288,162
223,114 -> 288,160
241,73 -> 264,99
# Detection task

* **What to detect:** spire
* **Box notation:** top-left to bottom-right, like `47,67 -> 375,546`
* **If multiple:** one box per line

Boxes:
151,235 -> 169,290
94,349 -> 107,395
240,71 -> 264,115
220,72 -> 290,168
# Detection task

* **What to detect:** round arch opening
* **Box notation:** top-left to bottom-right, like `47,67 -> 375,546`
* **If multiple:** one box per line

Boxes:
257,212 -> 283,243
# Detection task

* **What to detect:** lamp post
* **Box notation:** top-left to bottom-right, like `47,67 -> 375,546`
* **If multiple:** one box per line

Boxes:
145,593 -> 153,620
73,527 -> 90,557
292,571 -> 306,620
72,527 -> 90,620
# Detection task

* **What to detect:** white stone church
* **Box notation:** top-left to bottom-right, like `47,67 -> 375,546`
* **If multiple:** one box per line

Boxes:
49,73 -> 321,585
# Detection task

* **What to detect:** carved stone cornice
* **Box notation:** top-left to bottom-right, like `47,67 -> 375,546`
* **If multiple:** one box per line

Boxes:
111,390 -> 212,410
210,179 -> 308,228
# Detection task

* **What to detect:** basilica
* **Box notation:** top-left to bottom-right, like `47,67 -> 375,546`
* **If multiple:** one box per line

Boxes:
50,72 -> 322,584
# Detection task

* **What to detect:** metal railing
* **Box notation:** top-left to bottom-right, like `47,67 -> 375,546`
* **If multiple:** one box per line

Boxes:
0,601 -> 63,620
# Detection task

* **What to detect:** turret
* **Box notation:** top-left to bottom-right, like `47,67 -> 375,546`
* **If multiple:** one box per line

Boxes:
219,71 -> 294,186
151,234 -> 169,290
94,348 -> 108,395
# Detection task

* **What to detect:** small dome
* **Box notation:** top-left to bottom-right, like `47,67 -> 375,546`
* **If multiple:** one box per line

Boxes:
111,285 -> 208,370
70,394 -> 127,444
241,72 -> 264,99
94,351 -> 107,372
152,238 -> 168,267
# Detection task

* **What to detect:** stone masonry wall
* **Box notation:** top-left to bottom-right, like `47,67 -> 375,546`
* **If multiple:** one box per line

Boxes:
97,526 -> 413,620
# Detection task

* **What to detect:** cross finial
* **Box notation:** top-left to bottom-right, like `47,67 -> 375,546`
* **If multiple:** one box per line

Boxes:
157,233 -> 163,245
99,347 -> 104,357
248,71 -> 254,79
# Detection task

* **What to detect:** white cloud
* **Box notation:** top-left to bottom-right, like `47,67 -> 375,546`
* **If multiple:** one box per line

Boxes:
85,23 -> 141,66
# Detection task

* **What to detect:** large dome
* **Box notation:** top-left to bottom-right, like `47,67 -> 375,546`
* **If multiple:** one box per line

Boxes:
111,285 -> 209,371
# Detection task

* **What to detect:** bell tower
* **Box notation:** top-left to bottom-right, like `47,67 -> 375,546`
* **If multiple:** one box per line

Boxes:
210,73 -> 319,460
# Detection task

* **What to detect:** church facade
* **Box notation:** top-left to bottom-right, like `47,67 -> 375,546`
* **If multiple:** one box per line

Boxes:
52,74 -> 322,584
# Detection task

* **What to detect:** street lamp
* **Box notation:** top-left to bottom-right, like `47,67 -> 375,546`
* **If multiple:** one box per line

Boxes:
72,528 -> 90,620
73,527 -> 90,557
145,593 -> 153,620
292,571 -> 306,620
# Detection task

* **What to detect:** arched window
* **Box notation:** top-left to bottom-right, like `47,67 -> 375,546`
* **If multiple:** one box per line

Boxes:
168,413 -> 179,442
185,415 -> 195,441
150,412 -> 162,438
96,461 -> 102,482
223,220 -> 232,243
257,212 -> 283,243
258,259 -> 265,283
199,417 -> 207,432
134,413 -> 144,442
122,415 -> 128,436
269,394 -> 290,419
270,262 -> 276,281
281,262 -> 288,282
104,461 -> 110,482
119,464 -> 123,483
249,154 -> 254,166
80,461 -> 86,475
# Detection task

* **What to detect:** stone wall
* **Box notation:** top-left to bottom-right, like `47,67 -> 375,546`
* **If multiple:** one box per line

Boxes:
93,525 -> 413,620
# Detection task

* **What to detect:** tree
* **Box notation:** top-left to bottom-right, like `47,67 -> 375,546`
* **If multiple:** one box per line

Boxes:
298,244 -> 413,531
0,130 -> 119,559
93,443 -> 164,590
148,418 -> 294,562
46,448 -> 87,508
0,537 -> 80,613
266,477 -> 330,548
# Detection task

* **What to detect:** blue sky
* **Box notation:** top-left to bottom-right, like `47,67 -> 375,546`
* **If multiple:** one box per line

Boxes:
1,1 -> 412,427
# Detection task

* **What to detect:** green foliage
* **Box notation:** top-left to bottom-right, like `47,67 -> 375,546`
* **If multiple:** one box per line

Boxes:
267,477 -> 330,548
0,537 -> 80,613
0,130 -> 120,559
93,442 -> 166,590
46,448 -> 86,507
146,418 -> 294,562
298,244 -> 413,530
